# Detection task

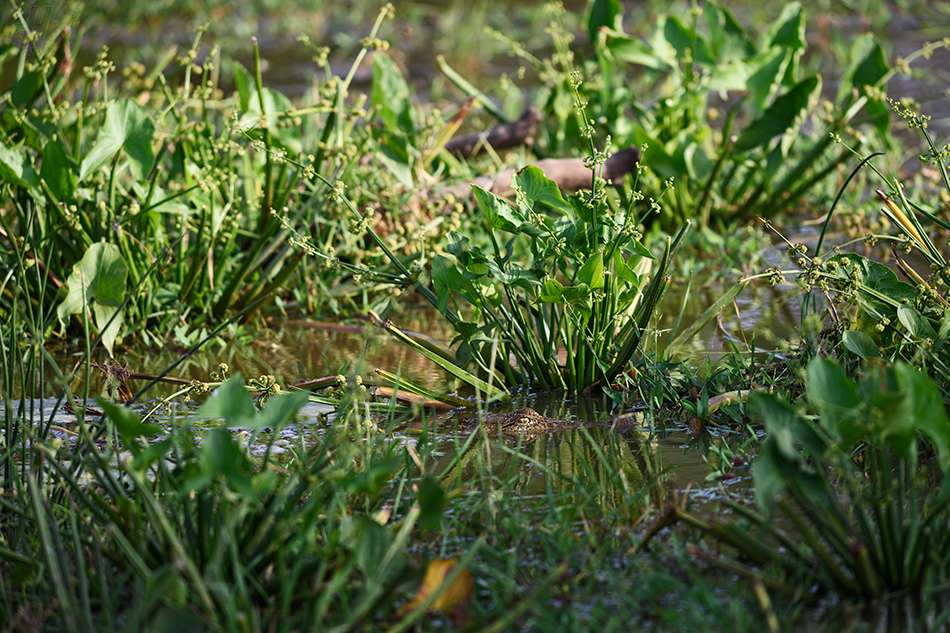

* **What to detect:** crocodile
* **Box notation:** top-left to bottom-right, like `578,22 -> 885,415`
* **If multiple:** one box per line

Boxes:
461,407 -> 642,441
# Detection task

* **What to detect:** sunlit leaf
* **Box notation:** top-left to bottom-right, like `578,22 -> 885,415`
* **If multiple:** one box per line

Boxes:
512,165 -> 573,216
587,0 -> 622,45
839,34 -> 889,134
432,255 -> 465,316
80,98 -> 155,181
576,251 -> 604,290
57,242 -> 128,356
539,278 -> 565,303
474,185 -> 525,233
897,305 -> 936,340
704,3 -> 755,62
99,400 -> 161,442
40,138 -> 76,200
193,375 -> 256,427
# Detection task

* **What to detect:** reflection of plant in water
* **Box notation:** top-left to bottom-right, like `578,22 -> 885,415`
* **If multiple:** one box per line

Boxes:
437,420 -> 651,522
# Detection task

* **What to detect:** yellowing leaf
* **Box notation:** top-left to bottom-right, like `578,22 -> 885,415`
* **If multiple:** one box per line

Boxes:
399,557 -> 473,615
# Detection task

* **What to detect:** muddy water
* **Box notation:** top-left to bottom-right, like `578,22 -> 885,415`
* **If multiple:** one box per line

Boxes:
33,289 -> 762,515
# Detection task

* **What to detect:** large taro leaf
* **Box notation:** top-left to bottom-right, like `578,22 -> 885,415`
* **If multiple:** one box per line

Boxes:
829,252 -> 916,313
80,99 -> 155,182
57,242 -> 128,356
806,356 -> 864,446
838,34 -> 890,135
732,74 -> 820,154
762,2 -> 804,83
890,362 -> 950,472
431,254 -> 466,316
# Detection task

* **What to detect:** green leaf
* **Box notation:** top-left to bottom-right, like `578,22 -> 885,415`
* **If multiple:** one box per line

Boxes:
732,75 -> 819,153
377,133 -> 414,188
562,283 -> 592,306
704,3 -> 755,62
841,329 -> 880,359
512,165 -> 573,216
0,142 -> 40,190
417,477 -> 447,530
193,375 -> 257,427
684,142 -> 714,182
839,33 -> 889,95
839,35 -> 890,135
233,62 -> 253,111
762,2 -> 804,82
80,99 -> 155,182
432,255 -> 465,316
473,185 -> 525,233
57,242 -> 128,356
576,251 -> 605,290
40,138 -> 76,200
345,457 -> 403,496
893,363 -> 950,471
99,400 -> 161,442
829,253 -> 916,315
237,85 -> 301,153
605,33 -> 668,69
539,278 -> 565,303
806,356 -> 863,445
748,391 -> 820,517
11,70 -> 42,108
494,262 -> 540,291
746,47 -> 791,112
253,390 -> 309,430
662,16 -> 713,65
587,0 -> 623,45
198,430 -> 254,496
372,54 -> 413,133
898,305 -> 937,340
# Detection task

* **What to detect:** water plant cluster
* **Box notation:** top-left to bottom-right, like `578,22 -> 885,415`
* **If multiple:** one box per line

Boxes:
3,0 -> 950,630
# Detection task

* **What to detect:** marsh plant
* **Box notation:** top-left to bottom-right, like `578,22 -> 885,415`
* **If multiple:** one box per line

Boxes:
659,356 -> 950,606
751,44 -> 950,397
517,0 -> 893,228
0,5 -> 441,352
423,78 -> 688,392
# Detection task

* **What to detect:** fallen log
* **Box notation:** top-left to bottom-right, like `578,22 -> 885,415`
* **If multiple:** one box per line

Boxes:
439,146 -> 641,200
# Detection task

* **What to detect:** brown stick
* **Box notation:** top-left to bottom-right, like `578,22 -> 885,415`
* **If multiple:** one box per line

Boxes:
444,107 -> 542,158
